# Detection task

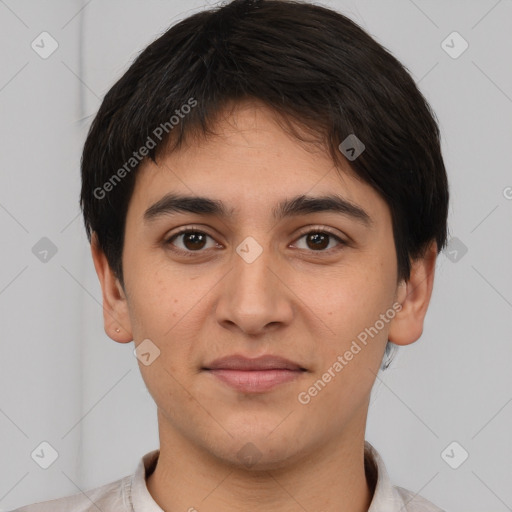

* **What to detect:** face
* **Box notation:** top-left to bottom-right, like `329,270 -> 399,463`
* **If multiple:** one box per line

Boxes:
93,100 -> 434,470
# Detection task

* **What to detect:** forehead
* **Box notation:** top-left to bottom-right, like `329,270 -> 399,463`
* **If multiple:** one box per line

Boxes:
127,100 -> 388,225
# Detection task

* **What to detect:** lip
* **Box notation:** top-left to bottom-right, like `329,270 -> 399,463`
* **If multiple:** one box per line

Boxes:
204,354 -> 305,371
203,355 -> 307,393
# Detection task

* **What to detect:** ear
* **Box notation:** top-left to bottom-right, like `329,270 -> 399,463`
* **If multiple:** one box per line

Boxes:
388,241 -> 437,346
90,232 -> 133,343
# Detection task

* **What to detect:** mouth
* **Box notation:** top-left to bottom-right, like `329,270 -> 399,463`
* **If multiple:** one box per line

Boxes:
202,354 -> 307,393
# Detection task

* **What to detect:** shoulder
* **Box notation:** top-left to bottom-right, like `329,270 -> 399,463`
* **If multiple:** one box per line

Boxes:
11,475 -> 131,512
394,485 -> 446,512
364,441 -> 445,512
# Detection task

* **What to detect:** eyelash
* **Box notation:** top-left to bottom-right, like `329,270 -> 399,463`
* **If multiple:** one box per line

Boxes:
163,226 -> 347,258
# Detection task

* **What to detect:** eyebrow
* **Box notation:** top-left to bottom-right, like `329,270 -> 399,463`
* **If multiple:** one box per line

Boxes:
143,193 -> 373,226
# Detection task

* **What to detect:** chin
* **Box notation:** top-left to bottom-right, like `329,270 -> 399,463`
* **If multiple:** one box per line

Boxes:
222,442 -> 301,472
203,425 -> 306,472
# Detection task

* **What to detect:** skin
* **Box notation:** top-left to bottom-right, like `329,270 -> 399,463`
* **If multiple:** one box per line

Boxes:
91,99 -> 437,512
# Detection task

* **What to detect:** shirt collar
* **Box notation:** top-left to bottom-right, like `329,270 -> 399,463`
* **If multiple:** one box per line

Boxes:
130,449 -> 163,512
129,441 -> 407,511
364,441 -> 408,511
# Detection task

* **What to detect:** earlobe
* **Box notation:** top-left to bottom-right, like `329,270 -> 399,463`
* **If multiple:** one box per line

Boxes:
388,242 -> 438,346
90,232 -> 133,344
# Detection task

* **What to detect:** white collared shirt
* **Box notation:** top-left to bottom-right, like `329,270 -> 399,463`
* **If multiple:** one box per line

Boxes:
13,441 -> 444,511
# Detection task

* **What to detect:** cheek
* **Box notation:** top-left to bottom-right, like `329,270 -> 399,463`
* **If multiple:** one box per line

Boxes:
125,260 -> 215,369
323,259 -> 394,319
124,262 -> 184,342
314,258 -> 397,365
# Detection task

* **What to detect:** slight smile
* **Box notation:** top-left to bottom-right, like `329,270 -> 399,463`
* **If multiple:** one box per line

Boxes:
202,354 -> 308,393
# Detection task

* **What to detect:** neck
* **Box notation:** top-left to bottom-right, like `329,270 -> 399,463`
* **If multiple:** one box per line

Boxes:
146,412 -> 373,512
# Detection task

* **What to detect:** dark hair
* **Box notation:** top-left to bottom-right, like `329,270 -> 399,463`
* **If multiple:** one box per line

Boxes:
80,0 -> 449,293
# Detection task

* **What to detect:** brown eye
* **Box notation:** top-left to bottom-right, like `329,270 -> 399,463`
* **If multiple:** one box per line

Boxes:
293,229 -> 346,253
166,230 -> 217,254
305,232 -> 330,250
181,232 -> 207,250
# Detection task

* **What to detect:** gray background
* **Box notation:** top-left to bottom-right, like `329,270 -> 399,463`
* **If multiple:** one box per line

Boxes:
0,1 -> 511,510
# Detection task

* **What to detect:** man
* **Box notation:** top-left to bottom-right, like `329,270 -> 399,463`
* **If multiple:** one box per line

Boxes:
15,0 -> 448,510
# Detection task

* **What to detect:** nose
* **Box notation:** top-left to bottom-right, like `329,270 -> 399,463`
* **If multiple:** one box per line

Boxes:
215,240 -> 294,336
